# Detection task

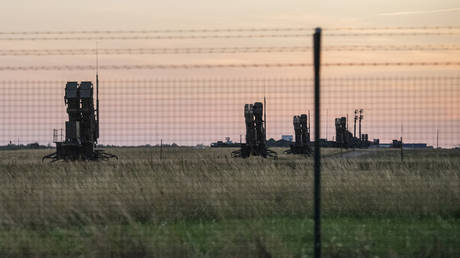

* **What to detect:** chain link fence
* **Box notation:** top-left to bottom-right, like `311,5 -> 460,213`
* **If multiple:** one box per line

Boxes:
0,27 -> 459,257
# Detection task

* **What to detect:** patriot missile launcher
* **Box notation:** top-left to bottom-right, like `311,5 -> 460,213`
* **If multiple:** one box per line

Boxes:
42,81 -> 117,161
232,102 -> 277,158
285,114 -> 312,155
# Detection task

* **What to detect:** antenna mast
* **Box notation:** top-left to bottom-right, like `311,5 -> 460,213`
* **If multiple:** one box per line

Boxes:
326,109 -> 328,140
400,123 -> 404,162
346,113 -> 349,130
96,42 -> 100,140
264,95 -> 267,135
354,109 -> 358,138
436,128 -> 439,149
264,81 -> 267,135
359,109 -> 363,141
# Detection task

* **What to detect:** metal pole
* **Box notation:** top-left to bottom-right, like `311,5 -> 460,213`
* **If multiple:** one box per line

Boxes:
436,128 -> 439,149
96,43 -> 100,141
160,139 -> 163,160
359,109 -> 363,141
346,113 -> 349,131
264,96 -> 267,135
354,110 -> 357,138
400,124 -> 403,162
326,109 -> 328,141
359,116 -> 361,140
313,27 -> 322,258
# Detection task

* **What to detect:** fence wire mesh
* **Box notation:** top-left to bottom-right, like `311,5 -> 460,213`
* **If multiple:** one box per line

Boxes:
0,27 -> 459,257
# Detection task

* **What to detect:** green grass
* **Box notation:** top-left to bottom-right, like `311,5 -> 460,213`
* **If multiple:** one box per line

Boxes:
0,147 -> 459,257
1,217 -> 459,257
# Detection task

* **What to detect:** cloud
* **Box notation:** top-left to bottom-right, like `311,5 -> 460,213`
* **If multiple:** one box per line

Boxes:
379,7 -> 460,16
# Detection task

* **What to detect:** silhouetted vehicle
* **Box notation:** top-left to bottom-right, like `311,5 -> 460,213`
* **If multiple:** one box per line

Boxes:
232,102 -> 277,159
43,81 -> 117,162
285,114 -> 312,155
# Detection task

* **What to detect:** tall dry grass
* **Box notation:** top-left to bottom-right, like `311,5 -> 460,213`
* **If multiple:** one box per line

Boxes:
0,148 -> 459,228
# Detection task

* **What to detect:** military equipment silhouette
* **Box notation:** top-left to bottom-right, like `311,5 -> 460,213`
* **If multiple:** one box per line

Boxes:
285,114 -> 312,155
335,115 -> 370,149
42,81 -> 117,162
232,102 -> 277,159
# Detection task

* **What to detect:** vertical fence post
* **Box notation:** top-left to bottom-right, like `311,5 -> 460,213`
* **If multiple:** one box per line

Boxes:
160,139 -> 163,160
400,124 -> 403,162
313,27 -> 322,258
436,128 -> 439,149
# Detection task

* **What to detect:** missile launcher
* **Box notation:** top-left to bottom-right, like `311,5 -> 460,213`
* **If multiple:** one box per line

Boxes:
42,81 -> 117,161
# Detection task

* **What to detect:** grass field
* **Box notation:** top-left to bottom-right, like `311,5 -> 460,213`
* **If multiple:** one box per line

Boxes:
0,147 -> 459,257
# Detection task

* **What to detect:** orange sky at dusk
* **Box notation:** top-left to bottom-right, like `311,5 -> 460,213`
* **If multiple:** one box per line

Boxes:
0,0 -> 459,147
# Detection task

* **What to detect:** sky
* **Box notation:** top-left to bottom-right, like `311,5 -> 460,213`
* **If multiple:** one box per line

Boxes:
1,1 -> 460,29
0,0 -> 459,147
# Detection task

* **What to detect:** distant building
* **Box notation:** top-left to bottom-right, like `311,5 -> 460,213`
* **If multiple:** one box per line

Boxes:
374,144 -> 391,148
386,140 -> 428,149
281,135 -> 293,142
210,137 -> 240,148
403,143 -> 427,149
